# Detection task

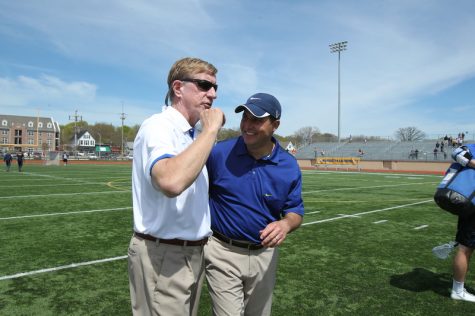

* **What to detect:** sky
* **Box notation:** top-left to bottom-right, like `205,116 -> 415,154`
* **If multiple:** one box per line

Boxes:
0,0 -> 474,139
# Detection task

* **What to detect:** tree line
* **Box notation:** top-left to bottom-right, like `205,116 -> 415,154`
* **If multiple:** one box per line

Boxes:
60,121 -> 426,149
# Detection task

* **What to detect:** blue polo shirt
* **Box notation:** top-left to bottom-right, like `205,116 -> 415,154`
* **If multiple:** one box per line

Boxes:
206,136 -> 304,244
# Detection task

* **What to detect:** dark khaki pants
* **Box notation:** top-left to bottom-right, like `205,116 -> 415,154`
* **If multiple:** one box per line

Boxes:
204,236 -> 278,316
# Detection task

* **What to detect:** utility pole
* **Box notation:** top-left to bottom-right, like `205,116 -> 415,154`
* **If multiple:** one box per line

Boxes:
69,110 -> 82,155
329,41 -> 348,143
120,102 -> 127,158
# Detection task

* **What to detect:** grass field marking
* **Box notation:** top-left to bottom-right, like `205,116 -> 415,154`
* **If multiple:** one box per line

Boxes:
0,190 -> 130,200
302,199 -> 433,226
337,214 -> 361,218
302,181 -> 437,195
414,225 -> 429,230
305,211 -> 320,215
301,169 -> 442,178
0,182 -> 122,189
0,207 -> 132,221
373,220 -> 388,224
107,179 -> 132,190
0,255 -> 128,281
22,172 -> 92,184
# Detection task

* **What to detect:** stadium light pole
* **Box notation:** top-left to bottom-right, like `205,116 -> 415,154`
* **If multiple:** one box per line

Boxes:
329,41 -> 348,143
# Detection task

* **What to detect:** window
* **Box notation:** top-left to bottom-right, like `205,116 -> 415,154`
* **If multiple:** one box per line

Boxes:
38,122 -> 43,128
1,120 -> 7,126
28,131 -> 34,136
1,137 -> 6,144
28,139 -> 34,145
28,121 -> 34,127
47,123 -> 52,128
14,129 -> 22,144
1,130 -> 7,135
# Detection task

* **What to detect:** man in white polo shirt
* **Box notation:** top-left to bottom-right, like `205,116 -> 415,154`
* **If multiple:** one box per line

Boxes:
128,57 -> 225,315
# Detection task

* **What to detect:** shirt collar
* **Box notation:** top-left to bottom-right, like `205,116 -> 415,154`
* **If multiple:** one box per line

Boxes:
236,136 -> 280,163
165,106 -> 193,135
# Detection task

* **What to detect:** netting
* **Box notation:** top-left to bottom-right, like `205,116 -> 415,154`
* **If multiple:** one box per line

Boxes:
45,151 -> 60,166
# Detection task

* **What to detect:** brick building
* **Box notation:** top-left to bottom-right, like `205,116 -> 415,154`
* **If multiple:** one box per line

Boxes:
0,114 -> 61,154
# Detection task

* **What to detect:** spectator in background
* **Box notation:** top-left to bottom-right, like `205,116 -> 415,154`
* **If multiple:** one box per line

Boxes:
415,149 -> 419,159
17,151 -> 24,172
128,57 -> 224,315
3,152 -> 12,172
62,152 -> 68,166
433,148 -> 438,160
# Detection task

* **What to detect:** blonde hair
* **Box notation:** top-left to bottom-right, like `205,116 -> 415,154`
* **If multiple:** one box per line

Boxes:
165,57 -> 217,105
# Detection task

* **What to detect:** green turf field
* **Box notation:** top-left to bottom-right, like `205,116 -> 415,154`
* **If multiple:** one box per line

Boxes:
1,163 -> 473,315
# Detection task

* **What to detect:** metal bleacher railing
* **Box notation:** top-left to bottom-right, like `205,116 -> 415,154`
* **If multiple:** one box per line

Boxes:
295,139 -> 456,162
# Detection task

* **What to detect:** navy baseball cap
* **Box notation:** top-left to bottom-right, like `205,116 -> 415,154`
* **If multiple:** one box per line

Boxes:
235,93 -> 281,119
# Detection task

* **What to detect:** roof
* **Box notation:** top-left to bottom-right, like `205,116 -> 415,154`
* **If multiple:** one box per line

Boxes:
0,114 -> 60,131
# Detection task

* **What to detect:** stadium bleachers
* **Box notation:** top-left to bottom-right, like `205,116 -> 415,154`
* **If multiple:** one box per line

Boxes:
295,139 -> 456,162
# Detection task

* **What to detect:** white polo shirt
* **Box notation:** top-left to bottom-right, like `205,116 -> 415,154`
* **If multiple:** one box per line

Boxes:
131,106 -> 211,240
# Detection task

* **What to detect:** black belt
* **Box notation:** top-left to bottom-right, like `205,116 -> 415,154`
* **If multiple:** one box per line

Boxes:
212,230 -> 263,250
134,232 -> 208,246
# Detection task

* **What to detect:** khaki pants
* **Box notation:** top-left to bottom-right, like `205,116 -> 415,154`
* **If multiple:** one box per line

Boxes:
204,236 -> 278,316
128,235 -> 205,316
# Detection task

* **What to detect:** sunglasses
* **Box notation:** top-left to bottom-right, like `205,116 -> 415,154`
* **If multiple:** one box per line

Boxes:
181,78 -> 218,92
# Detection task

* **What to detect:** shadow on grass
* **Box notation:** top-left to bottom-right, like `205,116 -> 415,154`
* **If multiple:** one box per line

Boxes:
390,267 -> 452,298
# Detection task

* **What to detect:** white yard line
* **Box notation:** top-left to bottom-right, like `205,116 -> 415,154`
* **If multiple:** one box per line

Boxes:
302,199 -> 432,226
305,211 -> 320,215
0,199 -> 434,281
0,207 -> 132,220
373,220 -> 388,224
0,256 -> 128,281
414,225 -> 429,230
302,182 -> 437,194
0,182 -> 122,188
0,190 -> 130,200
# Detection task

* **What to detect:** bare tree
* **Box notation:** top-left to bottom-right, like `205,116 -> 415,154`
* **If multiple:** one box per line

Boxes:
292,126 -> 320,147
394,127 -> 426,141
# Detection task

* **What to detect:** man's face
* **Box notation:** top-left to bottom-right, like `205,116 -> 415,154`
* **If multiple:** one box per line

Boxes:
240,110 -> 279,149
177,73 -> 217,125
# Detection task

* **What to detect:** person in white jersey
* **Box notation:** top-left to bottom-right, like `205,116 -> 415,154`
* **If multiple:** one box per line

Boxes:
128,57 -> 225,315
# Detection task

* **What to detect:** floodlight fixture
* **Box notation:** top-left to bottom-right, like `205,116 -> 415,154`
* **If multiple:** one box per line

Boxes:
329,41 -> 348,143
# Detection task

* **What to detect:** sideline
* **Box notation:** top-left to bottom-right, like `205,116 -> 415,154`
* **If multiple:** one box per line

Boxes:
302,182 -> 437,195
0,199 -> 432,281
0,190 -> 130,200
0,207 -> 132,221
0,256 -> 128,281
302,199 -> 433,225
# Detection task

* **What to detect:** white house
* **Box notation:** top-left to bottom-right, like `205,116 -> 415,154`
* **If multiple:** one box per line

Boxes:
280,141 -> 297,155
72,131 -> 96,151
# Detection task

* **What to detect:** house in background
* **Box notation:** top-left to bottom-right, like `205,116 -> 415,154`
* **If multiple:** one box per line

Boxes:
0,114 -> 60,154
71,130 -> 96,153
280,141 -> 297,155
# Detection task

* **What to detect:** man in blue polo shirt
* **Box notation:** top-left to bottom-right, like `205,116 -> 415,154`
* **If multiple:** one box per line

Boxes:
205,93 -> 304,316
